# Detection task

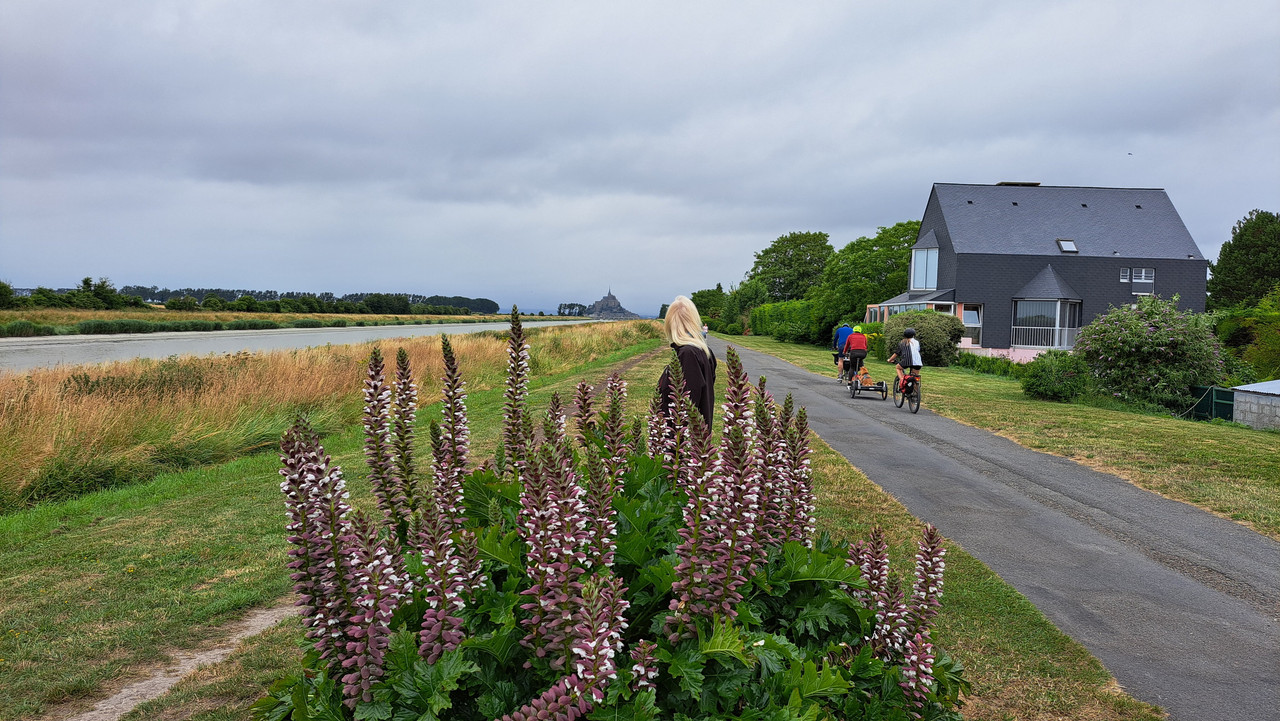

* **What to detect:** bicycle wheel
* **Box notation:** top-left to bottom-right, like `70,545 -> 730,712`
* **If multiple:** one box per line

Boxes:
880,383 -> 888,400
908,383 -> 921,413
893,380 -> 904,407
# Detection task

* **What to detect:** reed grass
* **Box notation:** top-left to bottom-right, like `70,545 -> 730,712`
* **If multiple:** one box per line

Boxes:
0,321 -> 660,510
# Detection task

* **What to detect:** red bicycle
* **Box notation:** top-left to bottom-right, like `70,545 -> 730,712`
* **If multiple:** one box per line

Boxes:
893,370 -> 921,413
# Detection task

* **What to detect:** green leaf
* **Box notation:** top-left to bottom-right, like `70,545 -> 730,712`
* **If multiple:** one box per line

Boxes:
477,527 -> 525,570
660,645 -> 706,697
463,626 -> 523,665
783,660 -> 850,700
792,599 -> 850,639
743,633 -> 803,676
770,542 -> 863,588
699,618 -> 750,666
354,700 -> 392,721
587,688 -> 659,721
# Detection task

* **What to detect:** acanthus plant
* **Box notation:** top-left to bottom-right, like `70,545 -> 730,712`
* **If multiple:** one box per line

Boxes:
257,313 -> 969,721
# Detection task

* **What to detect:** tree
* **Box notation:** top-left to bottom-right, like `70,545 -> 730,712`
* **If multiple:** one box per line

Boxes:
807,221 -> 920,339
658,303 -> 669,319
689,284 -> 726,319
721,278 -> 769,327
0,281 -> 16,309
747,231 -> 833,303
557,302 -> 588,317
1207,209 -> 1280,310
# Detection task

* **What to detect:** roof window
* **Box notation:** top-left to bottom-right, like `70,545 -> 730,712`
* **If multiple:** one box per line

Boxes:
1056,239 -> 1078,253
967,200 -> 973,204
1011,202 -> 1018,206
1081,203 -> 1088,208
1135,204 -> 1143,209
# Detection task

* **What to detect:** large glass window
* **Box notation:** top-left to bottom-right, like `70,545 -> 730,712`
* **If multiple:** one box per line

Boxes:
1012,300 -> 1082,348
1133,268 -> 1154,282
911,248 -> 938,290
962,303 -> 982,346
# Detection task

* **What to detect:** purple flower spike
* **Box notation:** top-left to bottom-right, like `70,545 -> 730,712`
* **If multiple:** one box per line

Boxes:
433,335 -> 470,527
909,524 -> 947,637
392,348 -> 420,512
573,381 -> 597,448
629,639 -> 659,690
598,373 -> 631,481
339,511 -> 406,707
850,527 -> 908,661
414,507 -> 467,664
899,631 -> 935,719
362,348 -> 408,525
502,306 -> 533,481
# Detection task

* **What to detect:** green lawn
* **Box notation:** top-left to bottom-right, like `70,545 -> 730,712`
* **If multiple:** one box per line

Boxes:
2,336 -> 1163,721
720,332 -> 1280,541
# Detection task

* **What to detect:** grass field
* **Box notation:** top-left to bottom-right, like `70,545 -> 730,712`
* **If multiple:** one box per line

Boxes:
0,329 -> 1163,720
720,333 -> 1280,542
0,320 -> 657,511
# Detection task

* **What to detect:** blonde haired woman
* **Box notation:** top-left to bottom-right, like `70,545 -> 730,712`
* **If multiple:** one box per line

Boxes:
658,296 -> 718,426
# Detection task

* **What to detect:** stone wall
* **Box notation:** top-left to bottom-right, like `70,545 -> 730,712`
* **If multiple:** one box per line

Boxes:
1233,390 -> 1280,431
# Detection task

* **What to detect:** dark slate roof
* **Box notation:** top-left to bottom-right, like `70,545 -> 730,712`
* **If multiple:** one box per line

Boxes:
914,229 -> 939,249
1014,264 -> 1082,300
879,289 -> 955,304
929,184 -> 1204,260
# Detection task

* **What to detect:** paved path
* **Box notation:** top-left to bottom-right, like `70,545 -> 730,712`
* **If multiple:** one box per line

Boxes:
709,338 -> 1280,721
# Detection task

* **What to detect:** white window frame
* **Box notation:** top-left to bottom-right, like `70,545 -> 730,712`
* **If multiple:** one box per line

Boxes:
961,304 -> 982,346
1133,267 -> 1155,282
1120,268 -> 1130,282
911,248 -> 938,291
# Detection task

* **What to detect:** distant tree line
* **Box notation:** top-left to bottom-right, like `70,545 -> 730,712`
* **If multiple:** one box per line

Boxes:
557,302 -> 588,316
0,279 -> 499,316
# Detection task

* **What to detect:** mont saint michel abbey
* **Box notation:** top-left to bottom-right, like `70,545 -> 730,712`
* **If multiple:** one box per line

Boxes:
587,290 -> 641,320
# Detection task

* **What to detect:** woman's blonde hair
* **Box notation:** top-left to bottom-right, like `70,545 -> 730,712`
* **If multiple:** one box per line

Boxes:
664,295 -> 710,357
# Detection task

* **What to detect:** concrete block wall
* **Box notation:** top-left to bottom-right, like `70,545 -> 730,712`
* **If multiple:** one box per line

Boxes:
1233,391 -> 1280,431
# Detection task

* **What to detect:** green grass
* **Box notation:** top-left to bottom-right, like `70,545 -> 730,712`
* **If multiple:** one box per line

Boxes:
0,337 -> 664,720
4,337 -> 1162,721
720,333 -> 1280,541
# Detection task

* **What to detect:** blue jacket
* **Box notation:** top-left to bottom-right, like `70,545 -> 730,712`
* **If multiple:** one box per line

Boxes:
833,325 -> 853,351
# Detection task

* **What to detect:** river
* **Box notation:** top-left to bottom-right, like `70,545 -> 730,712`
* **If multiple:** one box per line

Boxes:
0,320 -> 595,374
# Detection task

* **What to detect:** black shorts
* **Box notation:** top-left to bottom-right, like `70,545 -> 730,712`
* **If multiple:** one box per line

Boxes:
897,363 -> 922,371
847,349 -> 867,360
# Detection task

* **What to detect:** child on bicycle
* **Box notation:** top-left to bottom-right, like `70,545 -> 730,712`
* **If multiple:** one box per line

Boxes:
887,327 -> 923,391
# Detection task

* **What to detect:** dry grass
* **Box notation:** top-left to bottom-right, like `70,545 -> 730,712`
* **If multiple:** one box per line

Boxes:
0,320 -> 660,508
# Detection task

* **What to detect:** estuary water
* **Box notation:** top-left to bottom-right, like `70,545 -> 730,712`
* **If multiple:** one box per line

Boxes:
0,320 -> 595,374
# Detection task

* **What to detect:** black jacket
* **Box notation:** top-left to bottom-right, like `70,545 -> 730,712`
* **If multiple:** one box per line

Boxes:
658,343 -> 718,427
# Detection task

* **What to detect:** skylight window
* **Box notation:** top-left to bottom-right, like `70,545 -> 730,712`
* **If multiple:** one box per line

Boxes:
1057,239 -> 1078,253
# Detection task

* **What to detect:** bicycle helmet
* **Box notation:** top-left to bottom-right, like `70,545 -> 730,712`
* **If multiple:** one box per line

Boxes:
852,325 -> 863,333
903,327 -> 916,338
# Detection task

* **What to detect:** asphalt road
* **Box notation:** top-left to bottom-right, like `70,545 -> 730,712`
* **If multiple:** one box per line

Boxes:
708,337 -> 1280,721
0,319 -> 594,373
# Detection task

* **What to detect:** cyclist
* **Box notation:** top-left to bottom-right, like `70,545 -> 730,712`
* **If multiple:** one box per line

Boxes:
832,323 -> 853,381
887,327 -> 923,391
842,325 -> 869,384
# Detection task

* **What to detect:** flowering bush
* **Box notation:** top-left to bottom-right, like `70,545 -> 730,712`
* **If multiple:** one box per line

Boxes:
1074,295 -> 1225,410
1020,350 -> 1089,402
254,309 -> 968,721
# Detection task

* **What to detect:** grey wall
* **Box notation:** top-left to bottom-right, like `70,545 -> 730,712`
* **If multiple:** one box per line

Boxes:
952,253 -> 1207,349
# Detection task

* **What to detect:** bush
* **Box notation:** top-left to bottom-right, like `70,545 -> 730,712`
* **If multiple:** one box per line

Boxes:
751,300 -> 817,343
1075,295 -> 1225,410
953,352 -> 1026,378
1020,350 -> 1089,401
858,321 -> 885,360
723,322 -> 743,335
255,342 -> 968,720
883,310 -> 964,366
327,319 -> 349,327
2,320 -> 55,337
292,318 -> 324,329
225,319 -> 282,331
164,295 -> 200,311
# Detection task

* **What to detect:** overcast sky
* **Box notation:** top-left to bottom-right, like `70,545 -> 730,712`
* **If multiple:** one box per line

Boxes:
2,1 -> 1277,315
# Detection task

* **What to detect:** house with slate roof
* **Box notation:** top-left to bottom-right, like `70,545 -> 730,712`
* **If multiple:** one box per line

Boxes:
865,182 -> 1208,362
